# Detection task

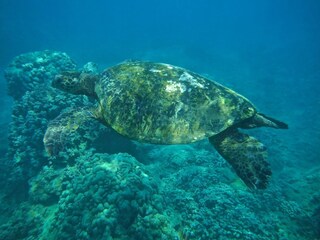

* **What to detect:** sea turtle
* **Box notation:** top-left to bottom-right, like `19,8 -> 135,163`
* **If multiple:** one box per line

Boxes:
44,61 -> 288,189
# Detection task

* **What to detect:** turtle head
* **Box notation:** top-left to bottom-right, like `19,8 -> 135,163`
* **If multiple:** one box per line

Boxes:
52,71 -> 98,98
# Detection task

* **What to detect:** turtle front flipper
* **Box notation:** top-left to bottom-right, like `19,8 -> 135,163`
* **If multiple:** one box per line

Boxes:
43,107 -> 96,156
209,129 -> 271,189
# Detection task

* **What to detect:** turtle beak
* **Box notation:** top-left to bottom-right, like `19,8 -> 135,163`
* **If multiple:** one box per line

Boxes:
51,74 -> 68,91
52,74 -> 63,89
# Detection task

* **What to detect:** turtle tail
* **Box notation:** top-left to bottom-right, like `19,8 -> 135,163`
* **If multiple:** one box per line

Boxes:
257,113 -> 288,129
240,113 -> 288,129
43,107 -> 96,156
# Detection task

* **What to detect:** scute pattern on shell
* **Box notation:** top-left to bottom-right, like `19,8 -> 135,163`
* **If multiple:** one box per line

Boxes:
94,61 -> 256,144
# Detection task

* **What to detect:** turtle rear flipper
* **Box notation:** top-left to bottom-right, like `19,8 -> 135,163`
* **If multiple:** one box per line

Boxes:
210,129 -> 271,189
43,107 -> 96,156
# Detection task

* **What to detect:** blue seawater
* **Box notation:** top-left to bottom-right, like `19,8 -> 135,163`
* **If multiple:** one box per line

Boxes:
0,0 -> 319,239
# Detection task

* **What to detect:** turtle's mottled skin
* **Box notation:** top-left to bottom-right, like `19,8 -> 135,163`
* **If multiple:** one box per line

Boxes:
48,61 -> 288,189
95,62 -> 255,144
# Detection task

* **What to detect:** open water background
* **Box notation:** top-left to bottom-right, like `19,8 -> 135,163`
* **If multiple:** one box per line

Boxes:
0,0 -> 319,239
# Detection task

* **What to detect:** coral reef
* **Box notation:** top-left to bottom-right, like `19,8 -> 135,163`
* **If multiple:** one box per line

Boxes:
4,50 -> 75,100
4,50 -> 136,200
4,50 -> 90,198
0,50 -> 318,240
48,152 -> 176,240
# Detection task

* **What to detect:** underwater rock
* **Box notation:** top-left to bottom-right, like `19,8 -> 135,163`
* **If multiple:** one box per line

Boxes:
48,152 -> 177,239
5,50 -> 76,100
28,165 -> 64,204
3,51 -> 79,200
1,50 -> 318,240
4,50 -> 136,202
82,61 -> 99,74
